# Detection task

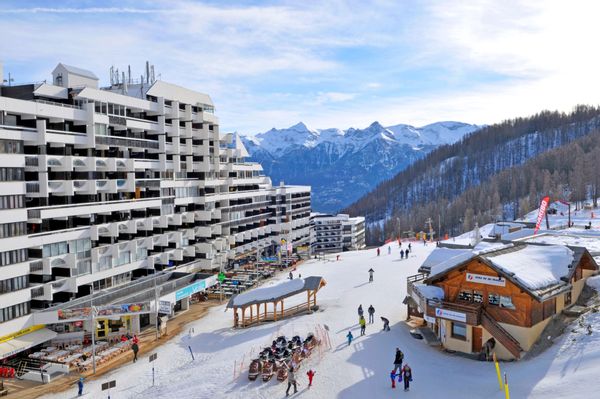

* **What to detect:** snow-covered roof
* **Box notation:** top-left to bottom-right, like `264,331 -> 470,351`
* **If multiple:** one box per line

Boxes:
413,283 -> 444,301
523,232 -> 600,255
424,242 -> 514,277
482,245 -> 574,290
226,276 -> 325,308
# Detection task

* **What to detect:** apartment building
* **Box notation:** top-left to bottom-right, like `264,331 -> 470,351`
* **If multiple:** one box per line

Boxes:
310,213 -> 366,254
0,63 -> 310,357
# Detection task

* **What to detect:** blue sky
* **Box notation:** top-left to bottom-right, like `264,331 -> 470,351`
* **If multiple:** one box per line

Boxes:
1,0 -> 600,134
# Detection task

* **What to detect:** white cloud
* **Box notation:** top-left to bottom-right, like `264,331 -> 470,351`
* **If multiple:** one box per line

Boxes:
315,91 -> 357,104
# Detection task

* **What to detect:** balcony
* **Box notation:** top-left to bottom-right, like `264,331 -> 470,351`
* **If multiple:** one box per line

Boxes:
73,180 -> 97,195
425,300 -> 482,326
48,180 -> 74,196
95,179 -> 118,193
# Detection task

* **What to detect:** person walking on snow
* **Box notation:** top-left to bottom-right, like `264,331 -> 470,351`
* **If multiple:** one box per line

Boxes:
377,247 -> 380,256
132,342 -> 139,363
359,315 -> 366,336
381,316 -> 390,331
393,348 -> 404,373
390,369 -> 397,389
405,249 -> 409,259
286,366 -> 298,396
408,243 -> 412,252
346,331 -> 353,346
387,246 -> 391,255
368,268 -> 374,283
358,304 -> 364,317
368,305 -> 375,324
307,369 -> 316,388
400,250 -> 404,260
402,364 -> 413,391
77,377 -> 84,396
289,271 -> 293,280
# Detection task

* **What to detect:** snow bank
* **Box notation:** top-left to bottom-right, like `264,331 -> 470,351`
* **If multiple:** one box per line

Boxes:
231,278 -> 305,307
485,245 -> 574,290
526,233 -> 600,255
586,275 -> 600,291
413,283 -> 444,300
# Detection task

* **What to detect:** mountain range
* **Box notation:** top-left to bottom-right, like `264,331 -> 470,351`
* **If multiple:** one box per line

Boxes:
241,121 -> 480,212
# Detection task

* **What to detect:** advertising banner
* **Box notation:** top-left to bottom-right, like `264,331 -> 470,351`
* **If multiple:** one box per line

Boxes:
96,302 -> 151,317
57,307 -> 92,322
466,273 -> 506,287
175,280 -> 206,301
534,196 -> 550,234
435,308 -> 467,323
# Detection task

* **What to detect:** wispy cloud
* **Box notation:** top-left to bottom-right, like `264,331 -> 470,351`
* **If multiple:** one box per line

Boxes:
1,0 -> 599,134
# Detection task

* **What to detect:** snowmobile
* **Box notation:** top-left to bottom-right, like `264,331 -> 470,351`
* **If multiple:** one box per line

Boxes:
276,363 -> 289,381
262,360 -> 275,381
248,358 -> 263,381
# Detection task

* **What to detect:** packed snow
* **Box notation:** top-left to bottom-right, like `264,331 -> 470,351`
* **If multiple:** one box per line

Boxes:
520,200 -> 600,229
484,245 -> 574,290
524,232 -> 600,255
42,241 -> 600,399
413,283 -> 444,300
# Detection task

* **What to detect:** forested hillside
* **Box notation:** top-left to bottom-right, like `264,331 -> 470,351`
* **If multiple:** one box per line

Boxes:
342,106 -> 600,244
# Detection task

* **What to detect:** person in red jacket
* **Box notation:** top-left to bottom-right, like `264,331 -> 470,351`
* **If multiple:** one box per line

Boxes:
306,369 -> 315,387
390,369 -> 397,388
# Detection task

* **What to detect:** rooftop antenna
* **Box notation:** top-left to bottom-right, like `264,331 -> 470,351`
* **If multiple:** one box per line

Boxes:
128,65 -> 131,84
122,71 -> 127,94
145,61 -> 150,84
150,65 -> 155,83
2,72 -> 13,86
109,66 -> 114,85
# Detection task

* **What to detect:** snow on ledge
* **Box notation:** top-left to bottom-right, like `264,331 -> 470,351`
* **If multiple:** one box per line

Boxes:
413,283 -> 444,300
231,278 -> 305,307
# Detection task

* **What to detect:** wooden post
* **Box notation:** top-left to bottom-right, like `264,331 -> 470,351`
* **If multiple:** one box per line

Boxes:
264,302 -> 267,320
241,306 -> 246,327
307,291 -> 311,312
250,305 -> 253,324
273,302 -> 277,321
281,300 -> 285,318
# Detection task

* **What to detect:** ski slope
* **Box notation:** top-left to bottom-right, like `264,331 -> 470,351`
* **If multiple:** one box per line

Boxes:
44,241 -> 600,399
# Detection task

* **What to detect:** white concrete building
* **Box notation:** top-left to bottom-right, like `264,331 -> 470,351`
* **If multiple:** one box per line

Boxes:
0,63 -> 310,356
310,213 -> 365,254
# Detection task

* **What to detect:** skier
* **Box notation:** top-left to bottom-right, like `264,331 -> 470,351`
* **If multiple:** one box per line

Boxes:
358,304 -> 364,317
405,249 -> 409,259
423,238 -> 427,246
346,331 -> 353,346
393,348 -> 404,373
306,369 -> 316,388
390,369 -> 397,389
368,305 -> 375,324
377,248 -> 380,256
387,246 -> 391,255
286,366 -> 298,396
77,377 -> 84,396
400,250 -> 404,260
408,243 -> 412,252
289,271 -> 293,280
402,364 -> 413,391
381,316 -> 390,331
399,241 -> 402,248
132,341 -> 139,363
368,268 -> 374,283
336,255 -> 340,261
359,315 -> 366,336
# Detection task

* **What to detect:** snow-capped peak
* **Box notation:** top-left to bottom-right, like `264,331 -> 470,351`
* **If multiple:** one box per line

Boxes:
241,120 -> 480,159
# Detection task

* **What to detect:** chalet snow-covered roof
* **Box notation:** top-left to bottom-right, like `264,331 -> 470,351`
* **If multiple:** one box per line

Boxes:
53,63 -> 99,80
481,245 -> 574,291
226,276 -> 325,308
422,241 -> 513,276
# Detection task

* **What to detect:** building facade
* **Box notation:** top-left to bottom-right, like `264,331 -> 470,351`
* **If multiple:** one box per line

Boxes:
0,63 -> 310,353
310,213 -> 365,254
406,242 -> 598,360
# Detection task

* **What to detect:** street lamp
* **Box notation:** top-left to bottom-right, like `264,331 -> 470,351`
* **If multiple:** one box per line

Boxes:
87,284 -> 97,374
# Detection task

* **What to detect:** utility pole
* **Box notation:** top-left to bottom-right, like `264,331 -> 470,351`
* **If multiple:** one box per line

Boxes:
90,284 -> 96,374
154,276 -> 160,340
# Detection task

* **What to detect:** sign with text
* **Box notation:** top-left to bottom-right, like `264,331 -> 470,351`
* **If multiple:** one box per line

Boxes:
175,280 -> 206,301
149,353 -> 157,363
57,307 -> 92,322
101,380 -> 116,390
435,308 -> 467,323
96,302 -> 151,317
158,300 -> 172,315
466,273 -> 506,287
424,315 -> 436,324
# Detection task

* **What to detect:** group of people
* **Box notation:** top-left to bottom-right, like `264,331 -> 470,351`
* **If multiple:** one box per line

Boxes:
390,348 -> 413,391
378,243 -> 412,259
285,363 -> 317,396
347,305 -> 390,344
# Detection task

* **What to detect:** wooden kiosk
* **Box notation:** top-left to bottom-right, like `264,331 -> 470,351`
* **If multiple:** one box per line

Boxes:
227,276 -> 326,328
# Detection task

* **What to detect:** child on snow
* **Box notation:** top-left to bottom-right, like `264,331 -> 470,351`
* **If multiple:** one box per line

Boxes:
307,369 -> 316,387
346,331 -> 353,346
401,364 -> 413,391
390,369 -> 397,388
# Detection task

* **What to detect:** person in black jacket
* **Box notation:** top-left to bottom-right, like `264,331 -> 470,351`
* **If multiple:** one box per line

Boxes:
402,364 -> 413,391
393,348 -> 404,373
381,316 -> 390,331
367,305 -> 375,324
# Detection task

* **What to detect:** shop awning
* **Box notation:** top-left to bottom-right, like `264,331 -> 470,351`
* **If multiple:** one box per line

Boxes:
0,328 -> 57,360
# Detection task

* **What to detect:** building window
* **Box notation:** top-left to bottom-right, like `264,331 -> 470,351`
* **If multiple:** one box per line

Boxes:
458,290 -> 473,302
0,222 -> 27,238
0,302 -> 30,323
0,275 -> 29,294
473,290 -> 483,303
451,322 -> 467,340
0,140 -> 23,154
0,168 -> 24,181
0,195 -> 25,209
488,293 -> 500,306
499,296 -> 515,309
564,291 -> 572,306
0,249 -> 28,266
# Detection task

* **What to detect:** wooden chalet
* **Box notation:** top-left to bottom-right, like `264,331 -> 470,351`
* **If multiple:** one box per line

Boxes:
226,276 -> 326,328
407,242 -> 598,360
